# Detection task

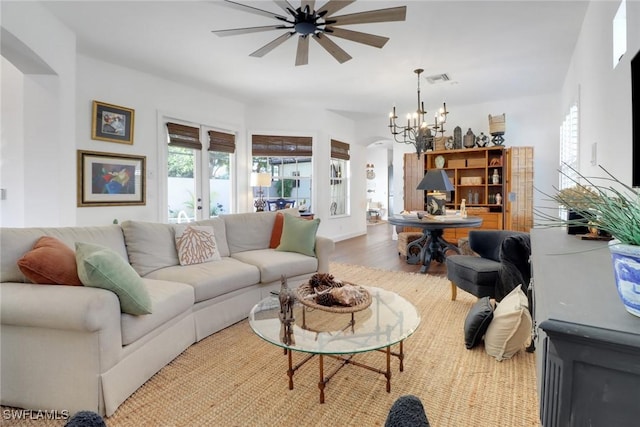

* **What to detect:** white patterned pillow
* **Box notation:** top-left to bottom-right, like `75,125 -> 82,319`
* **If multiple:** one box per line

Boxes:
174,225 -> 221,266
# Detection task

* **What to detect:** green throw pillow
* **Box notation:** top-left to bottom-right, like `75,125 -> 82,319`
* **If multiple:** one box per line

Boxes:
75,242 -> 152,315
276,214 -> 320,257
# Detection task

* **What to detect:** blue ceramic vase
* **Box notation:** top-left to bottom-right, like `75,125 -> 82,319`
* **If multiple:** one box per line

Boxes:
609,240 -> 640,317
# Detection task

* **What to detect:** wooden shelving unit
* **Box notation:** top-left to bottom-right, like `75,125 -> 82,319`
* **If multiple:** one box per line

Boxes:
403,146 -> 533,241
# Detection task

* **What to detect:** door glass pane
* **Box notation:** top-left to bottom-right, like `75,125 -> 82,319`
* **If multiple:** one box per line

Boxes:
209,151 -> 231,216
168,146 -> 196,223
330,158 -> 348,216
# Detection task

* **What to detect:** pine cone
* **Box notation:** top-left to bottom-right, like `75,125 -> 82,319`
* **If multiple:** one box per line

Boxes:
316,292 -> 336,306
310,273 -> 335,289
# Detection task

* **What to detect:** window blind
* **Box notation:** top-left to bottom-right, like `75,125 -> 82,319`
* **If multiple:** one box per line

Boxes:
208,130 -> 235,153
252,135 -> 312,157
330,139 -> 350,160
166,122 -> 201,150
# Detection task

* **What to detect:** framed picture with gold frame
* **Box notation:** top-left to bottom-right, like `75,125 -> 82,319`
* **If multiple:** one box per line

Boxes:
91,100 -> 135,144
77,150 -> 145,207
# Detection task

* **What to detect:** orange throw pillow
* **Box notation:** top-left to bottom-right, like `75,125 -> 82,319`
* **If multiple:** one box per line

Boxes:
17,236 -> 83,285
269,212 -> 285,248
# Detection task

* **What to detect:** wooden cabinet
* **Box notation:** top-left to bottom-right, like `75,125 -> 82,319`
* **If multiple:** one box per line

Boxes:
403,146 -> 533,239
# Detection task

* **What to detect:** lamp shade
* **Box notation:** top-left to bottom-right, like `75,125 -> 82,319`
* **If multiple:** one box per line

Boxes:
250,172 -> 272,187
417,169 -> 455,192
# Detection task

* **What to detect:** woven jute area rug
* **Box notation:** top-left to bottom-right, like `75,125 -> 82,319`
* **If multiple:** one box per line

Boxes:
3,263 -> 540,427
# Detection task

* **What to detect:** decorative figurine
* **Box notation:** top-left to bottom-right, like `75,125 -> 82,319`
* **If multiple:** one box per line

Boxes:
278,275 -> 295,345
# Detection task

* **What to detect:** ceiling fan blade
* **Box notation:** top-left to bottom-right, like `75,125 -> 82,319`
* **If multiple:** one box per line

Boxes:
212,25 -> 287,37
272,0 -> 295,14
296,36 -> 310,66
250,32 -> 294,57
313,33 -> 352,64
330,6 -> 407,26
222,0 -> 287,20
301,0 -> 315,13
317,0 -> 355,17
326,27 -> 389,48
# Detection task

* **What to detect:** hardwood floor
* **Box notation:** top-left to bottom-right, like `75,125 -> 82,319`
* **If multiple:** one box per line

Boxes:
329,222 -> 448,276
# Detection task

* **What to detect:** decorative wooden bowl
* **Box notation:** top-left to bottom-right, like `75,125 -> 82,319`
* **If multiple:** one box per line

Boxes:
296,282 -> 372,313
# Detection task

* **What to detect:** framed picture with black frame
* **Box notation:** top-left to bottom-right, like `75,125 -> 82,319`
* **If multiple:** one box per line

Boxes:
91,100 -> 135,144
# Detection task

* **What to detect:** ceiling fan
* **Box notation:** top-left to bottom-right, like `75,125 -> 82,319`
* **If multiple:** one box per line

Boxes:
212,0 -> 407,66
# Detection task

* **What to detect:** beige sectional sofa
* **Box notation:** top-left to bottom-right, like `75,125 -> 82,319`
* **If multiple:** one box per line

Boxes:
0,211 -> 334,416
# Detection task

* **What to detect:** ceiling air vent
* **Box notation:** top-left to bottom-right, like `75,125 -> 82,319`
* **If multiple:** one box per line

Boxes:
425,73 -> 451,84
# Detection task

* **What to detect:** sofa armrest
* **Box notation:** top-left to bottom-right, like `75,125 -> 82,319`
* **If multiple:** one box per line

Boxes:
0,282 -> 122,332
315,236 -> 335,273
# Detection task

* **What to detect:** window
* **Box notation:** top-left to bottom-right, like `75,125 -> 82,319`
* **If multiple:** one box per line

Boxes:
613,0 -> 627,68
166,122 -> 235,223
330,139 -> 350,216
559,101 -> 579,192
251,135 -> 312,210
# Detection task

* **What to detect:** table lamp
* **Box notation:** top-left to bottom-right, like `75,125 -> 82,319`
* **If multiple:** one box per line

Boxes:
417,170 -> 454,215
250,172 -> 272,212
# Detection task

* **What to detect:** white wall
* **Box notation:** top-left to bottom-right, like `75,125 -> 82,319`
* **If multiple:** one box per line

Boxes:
1,1 -> 76,226
559,0 -> 639,188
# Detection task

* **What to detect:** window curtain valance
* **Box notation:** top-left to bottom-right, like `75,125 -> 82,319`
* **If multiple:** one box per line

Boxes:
208,130 -> 236,153
166,122 -> 201,150
252,135 -> 312,157
331,139 -> 350,160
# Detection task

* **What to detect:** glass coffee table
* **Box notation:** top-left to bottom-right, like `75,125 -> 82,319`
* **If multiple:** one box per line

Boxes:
249,286 -> 421,403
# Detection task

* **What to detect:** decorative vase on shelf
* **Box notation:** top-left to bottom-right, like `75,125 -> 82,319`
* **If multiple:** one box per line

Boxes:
453,126 -> 462,149
463,129 -> 475,148
492,169 -> 500,184
609,242 -> 640,317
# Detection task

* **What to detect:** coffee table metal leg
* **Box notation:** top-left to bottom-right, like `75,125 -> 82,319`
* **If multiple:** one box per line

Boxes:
385,346 -> 392,392
399,341 -> 405,372
287,349 -> 294,390
318,354 -> 325,404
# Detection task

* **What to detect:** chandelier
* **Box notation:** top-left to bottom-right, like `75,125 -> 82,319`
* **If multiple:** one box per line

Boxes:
388,68 -> 449,157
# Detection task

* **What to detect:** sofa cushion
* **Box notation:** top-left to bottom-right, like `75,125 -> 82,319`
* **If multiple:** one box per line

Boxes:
1,225 -> 127,283
120,278 -> 194,345
17,236 -> 83,286
191,217 -> 229,257
484,285 -> 532,361
222,211 -> 277,254
463,296 -> 494,349
446,255 -> 501,287
121,221 -> 179,276
269,212 -> 285,249
174,225 -> 221,266
276,214 -> 320,257
231,249 -> 318,283
76,242 -> 152,315
144,257 -> 260,303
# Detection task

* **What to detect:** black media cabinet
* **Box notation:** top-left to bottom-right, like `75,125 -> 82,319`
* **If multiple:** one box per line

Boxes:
531,228 -> 640,427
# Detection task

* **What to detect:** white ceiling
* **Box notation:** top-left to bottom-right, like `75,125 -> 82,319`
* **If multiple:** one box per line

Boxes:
39,0 -> 589,120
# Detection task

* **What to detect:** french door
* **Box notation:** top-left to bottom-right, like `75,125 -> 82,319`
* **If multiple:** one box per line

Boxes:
166,122 -> 233,223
